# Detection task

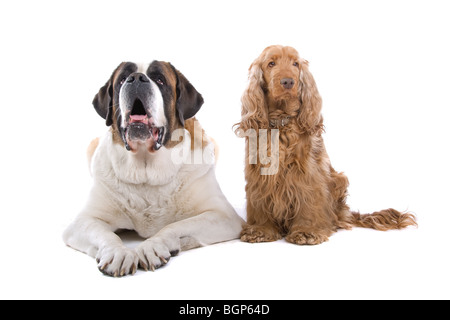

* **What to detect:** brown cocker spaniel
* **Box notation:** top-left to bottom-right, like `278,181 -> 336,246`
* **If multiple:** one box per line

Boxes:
235,45 -> 417,245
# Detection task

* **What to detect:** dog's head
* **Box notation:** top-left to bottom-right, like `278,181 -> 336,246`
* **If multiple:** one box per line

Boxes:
93,61 -> 203,153
237,45 -> 323,135
252,45 -> 307,102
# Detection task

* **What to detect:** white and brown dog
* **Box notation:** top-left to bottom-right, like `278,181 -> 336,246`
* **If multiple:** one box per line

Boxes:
63,61 -> 244,277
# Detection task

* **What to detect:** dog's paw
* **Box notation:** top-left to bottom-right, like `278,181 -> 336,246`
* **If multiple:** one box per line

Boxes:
240,224 -> 282,243
96,246 -> 139,277
135,236 -> 180,271
285,230 -> 329,245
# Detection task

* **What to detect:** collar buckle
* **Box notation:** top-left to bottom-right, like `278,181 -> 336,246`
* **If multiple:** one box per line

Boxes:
269,116 -> 292,128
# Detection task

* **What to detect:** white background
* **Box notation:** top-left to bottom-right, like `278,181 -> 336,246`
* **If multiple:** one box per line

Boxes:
1,0 -> 449,299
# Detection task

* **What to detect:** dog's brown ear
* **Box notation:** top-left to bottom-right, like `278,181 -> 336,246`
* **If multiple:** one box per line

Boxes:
297,62 -> 324,135
93,78 -> 114,126
170,64 -> 204,126
236,61 -> 268,132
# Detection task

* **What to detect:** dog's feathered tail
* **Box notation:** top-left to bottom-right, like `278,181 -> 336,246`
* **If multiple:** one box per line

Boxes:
349,208 -> 417,231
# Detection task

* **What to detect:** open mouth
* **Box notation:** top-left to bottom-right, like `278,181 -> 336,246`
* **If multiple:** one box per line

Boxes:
124,99 -> 165,152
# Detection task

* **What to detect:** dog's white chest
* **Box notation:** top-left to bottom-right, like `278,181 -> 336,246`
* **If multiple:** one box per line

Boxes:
117,182 -> 183,237
91,132 -> 206,238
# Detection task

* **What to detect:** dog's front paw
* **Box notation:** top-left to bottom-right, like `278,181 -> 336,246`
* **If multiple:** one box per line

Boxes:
285,230 -> 329,245
96,246 -> 138,277
136,236 -> 180,271
240,224 -> 282,243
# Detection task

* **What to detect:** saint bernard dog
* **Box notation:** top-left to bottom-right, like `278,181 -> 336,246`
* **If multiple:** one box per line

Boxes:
63,61 -> 244,277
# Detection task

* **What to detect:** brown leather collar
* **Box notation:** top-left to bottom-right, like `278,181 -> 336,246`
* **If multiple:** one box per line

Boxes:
269,116 -> 292,128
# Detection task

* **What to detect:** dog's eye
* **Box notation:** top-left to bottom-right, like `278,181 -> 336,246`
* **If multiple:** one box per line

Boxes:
150,73 -> 165,86
120,77 -> 127,85
268,61 -> 275,68
293,62 -> 299,67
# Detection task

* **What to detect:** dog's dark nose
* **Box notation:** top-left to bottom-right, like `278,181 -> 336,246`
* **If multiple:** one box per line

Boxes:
281,78 -> 295,90
127,73 -> 150,83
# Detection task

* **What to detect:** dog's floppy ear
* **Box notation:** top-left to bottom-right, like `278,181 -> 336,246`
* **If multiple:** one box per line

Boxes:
297,61 -> 324,135
93,77 -> 114,126
236,61 -> 268,132
170,64 -> 204,126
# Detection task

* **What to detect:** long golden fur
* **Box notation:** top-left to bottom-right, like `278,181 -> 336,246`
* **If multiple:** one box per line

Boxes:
235,45 -> 417,245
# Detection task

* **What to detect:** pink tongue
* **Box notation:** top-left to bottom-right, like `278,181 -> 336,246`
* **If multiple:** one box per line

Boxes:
129,115 -> 148,122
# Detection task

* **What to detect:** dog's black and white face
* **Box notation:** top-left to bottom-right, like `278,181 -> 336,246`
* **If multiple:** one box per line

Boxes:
93,61 -> 203,153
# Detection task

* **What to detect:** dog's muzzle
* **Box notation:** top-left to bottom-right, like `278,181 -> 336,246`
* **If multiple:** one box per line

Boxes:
120,72 -> 165,152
